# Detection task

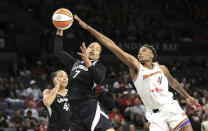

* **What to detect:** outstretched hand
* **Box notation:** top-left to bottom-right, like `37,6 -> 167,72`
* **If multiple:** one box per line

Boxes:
77,42 -> 92,67
186,96 -> 200,107
74,15 -> 89,29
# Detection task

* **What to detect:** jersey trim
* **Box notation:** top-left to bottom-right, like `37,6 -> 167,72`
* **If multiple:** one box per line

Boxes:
92,60 -> 99,66
173,117 -> 189,130
57,89 -> 68,97
47,106 -> 52,117
91,102 -> 101,131
133,63 -> 141,82
100,110 -> 109,119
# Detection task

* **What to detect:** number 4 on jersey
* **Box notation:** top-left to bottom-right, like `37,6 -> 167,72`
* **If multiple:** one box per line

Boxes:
158,76 -> 162,85
63,103 -> 70,111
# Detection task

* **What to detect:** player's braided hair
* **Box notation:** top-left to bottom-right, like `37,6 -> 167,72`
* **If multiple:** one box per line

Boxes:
142,44 -> 157,62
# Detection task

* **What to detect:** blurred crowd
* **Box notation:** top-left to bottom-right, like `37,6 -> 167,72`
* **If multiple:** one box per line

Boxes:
173,0 -> 208,25
0,54 -> 207,131
0,0 -> 207,54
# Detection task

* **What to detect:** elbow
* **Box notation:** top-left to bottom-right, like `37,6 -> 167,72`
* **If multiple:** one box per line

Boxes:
43,100 -> 51,107
95,77 -> 104,84
95,79 -> 102,84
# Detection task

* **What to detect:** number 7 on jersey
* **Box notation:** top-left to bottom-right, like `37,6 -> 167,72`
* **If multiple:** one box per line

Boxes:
73,70 -> 80,78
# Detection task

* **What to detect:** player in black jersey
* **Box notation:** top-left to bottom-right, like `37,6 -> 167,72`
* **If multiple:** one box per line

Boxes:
43,70 -> 71,131
54,29 -> 114,131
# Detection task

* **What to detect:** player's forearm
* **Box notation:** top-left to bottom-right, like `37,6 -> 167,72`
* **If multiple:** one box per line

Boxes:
87,26 -> 116,49
54,36 -> 64,55
54,36 -> 77,66
43,86 -> 59,107
87,26 -> 136,67
171,79 -> 191,98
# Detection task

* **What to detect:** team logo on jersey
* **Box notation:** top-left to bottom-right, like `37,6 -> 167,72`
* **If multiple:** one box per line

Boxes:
57,98 -> 68,103
72,64 -> 88,71
149,87 -> 163,93
143,71 -> 162,79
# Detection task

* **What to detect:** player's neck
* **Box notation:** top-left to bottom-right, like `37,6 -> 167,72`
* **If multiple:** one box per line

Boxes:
143,61 -> 154,69
58,87 -> 66,94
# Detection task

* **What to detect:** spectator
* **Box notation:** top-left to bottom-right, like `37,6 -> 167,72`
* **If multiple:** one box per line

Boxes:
36,118 -> 47,131
0,78 -> 5,100
22,118 -> 36,131
120,91 -> 132,111
32,61 -> 46,80
0,109 -> 9,127
24,102 -> 39,120
111,115 -> 123,131
24,110 -> 38,129
10,110 -> 24,128
19,65 -> 31,80
16,83 -> 27,99
25,80 -> 42,100
131,98 -> 146,128
123,78 -> 133,93
109,107 -> 125,124
25,93 -> 39,109
39,109 -> 49,125
201,114 -> 208,131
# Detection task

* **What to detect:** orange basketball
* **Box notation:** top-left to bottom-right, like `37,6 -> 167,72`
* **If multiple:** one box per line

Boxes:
52,8 -> 73,30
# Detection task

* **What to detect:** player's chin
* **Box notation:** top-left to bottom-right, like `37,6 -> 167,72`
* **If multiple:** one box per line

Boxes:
88,56 -> 96,60
62,83 -> 68,87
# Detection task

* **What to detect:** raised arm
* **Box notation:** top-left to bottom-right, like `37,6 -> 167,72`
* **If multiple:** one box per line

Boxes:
54,29 -> 77,67
160,65 -> 200,106
43,77 -> 60,107
74,15 -> 140,79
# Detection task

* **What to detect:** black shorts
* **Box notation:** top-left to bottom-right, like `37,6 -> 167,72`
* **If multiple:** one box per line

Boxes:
70,100 -> 112,131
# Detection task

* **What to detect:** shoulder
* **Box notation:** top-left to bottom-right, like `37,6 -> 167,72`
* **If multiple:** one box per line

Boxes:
43,89 -> 51,95
93,60 -> 106,68
158,65 -> 169,76
91,60 -> 100,66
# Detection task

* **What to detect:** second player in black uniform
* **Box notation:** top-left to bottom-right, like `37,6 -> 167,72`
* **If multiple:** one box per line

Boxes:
54,29 -> 114,131
43,70 -> 71,131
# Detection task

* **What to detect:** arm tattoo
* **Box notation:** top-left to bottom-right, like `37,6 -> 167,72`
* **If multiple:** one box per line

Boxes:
167,74 -> 190,98
167,74 -> 175,87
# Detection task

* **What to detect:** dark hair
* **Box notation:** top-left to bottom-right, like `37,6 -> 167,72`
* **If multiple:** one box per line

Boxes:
50,70 -> 62,80
27,110 -> 32,114
142,44 -> 157,62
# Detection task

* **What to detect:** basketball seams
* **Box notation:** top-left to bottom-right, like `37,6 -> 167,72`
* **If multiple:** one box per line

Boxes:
53,13 -> 73,21
52,20 -> 73,22
52,14 -> 73,21
52,8 -> 73,30
53,21 -> 72,28
54,9 -> 73,17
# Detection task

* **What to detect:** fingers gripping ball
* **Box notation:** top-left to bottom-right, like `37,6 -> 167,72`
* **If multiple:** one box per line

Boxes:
52,8 -> 73,30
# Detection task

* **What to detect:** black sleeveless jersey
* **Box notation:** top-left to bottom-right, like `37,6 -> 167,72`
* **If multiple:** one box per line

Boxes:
54,36 -> 106,103
47,89 -> 71,130
68,60 -> 106,102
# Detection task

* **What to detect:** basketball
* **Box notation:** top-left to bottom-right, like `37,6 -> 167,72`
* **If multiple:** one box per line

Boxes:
52,8 -> 73,30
